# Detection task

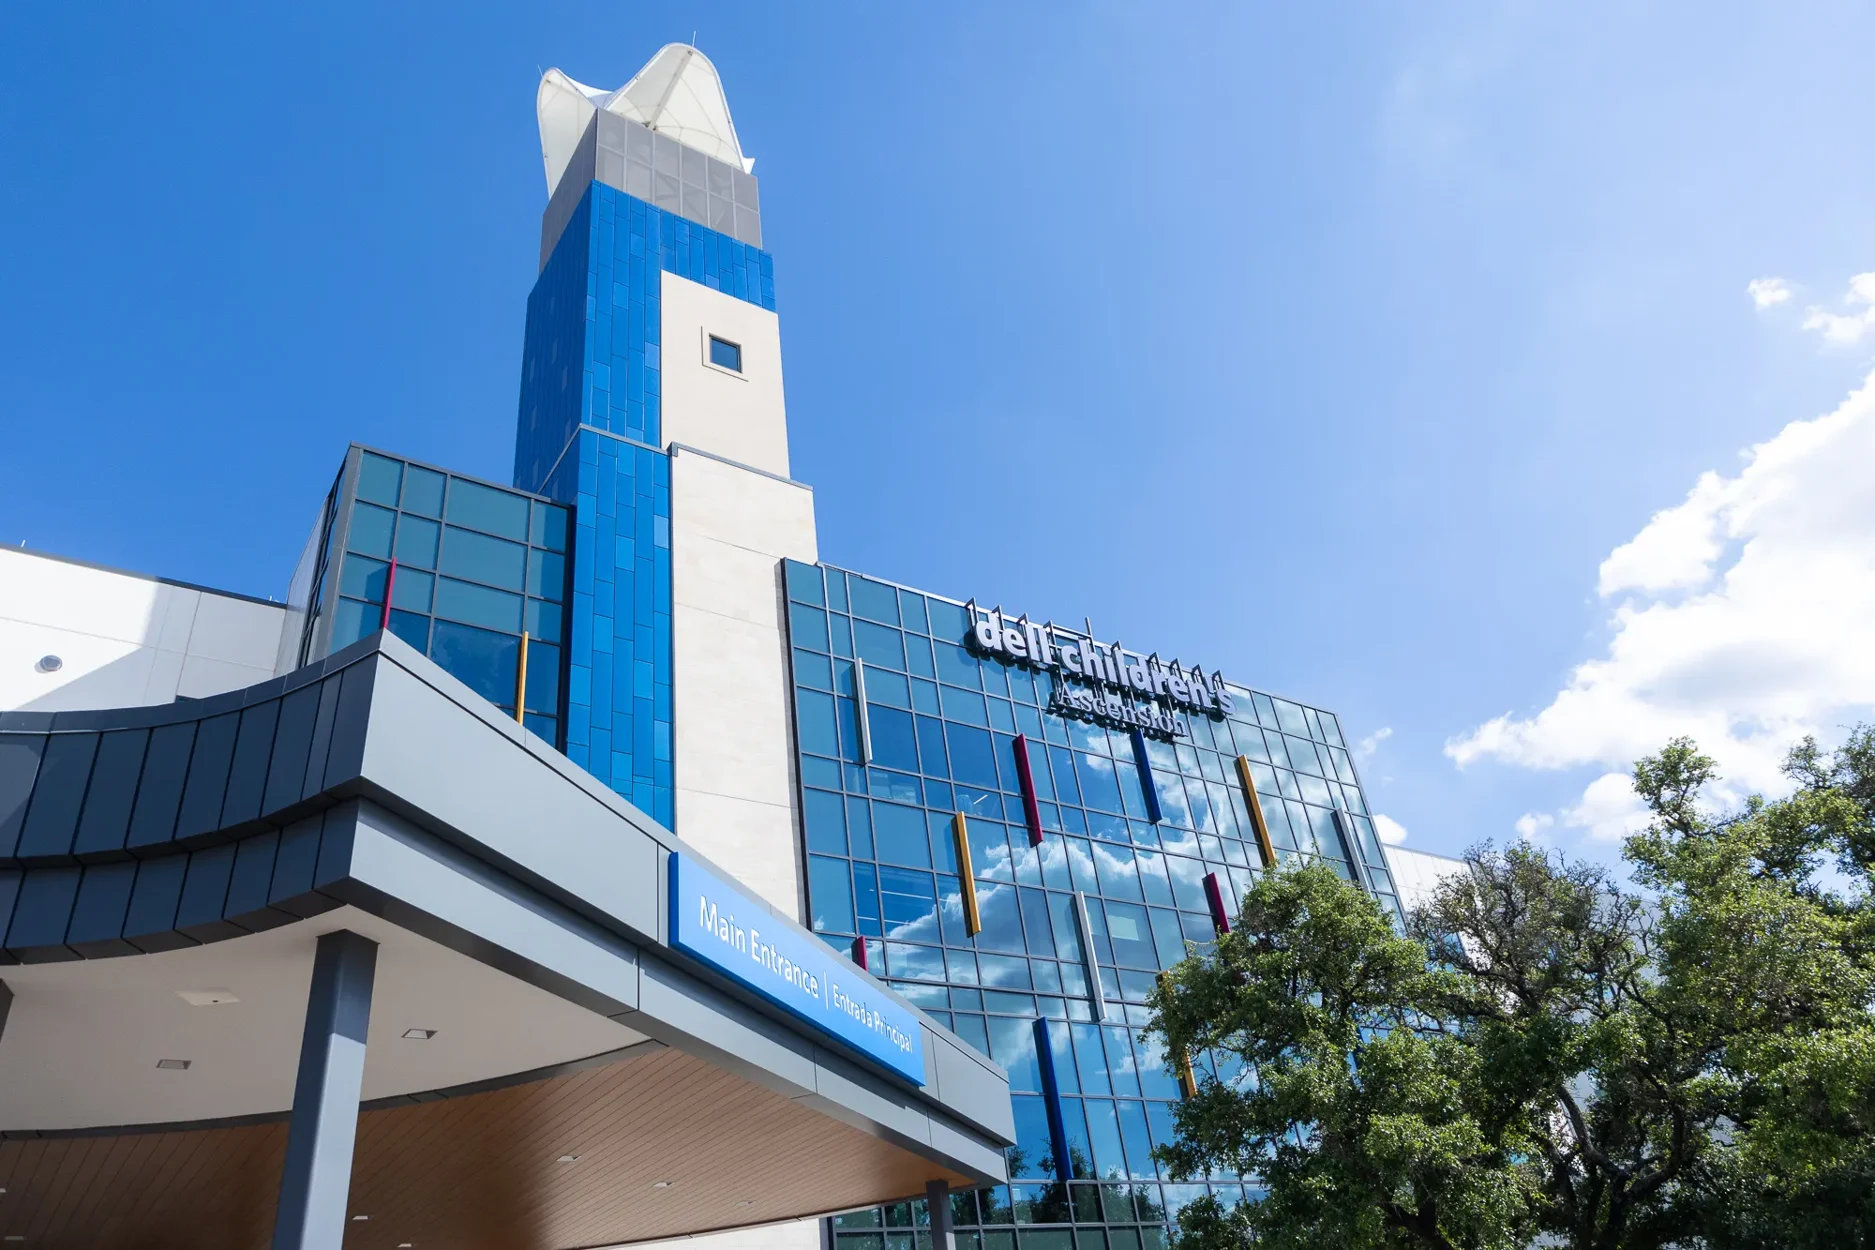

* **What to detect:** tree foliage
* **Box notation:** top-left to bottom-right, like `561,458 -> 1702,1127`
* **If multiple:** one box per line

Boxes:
1146,729 -> 1875,1250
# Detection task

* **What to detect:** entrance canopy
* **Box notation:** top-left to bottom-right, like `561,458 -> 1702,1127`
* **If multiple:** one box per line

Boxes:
0,635 -> 1012,1249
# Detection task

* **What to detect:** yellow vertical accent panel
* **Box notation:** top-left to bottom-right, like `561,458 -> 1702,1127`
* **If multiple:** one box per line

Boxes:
515,632 -> 530,726
953,812 -> 982,937
1235,755 -> 1277,869
1158,971 -> 1200,1099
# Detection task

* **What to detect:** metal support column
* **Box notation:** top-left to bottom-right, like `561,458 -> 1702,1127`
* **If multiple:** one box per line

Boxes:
926,1179 -> 954,1250
272,929 -> 379,1250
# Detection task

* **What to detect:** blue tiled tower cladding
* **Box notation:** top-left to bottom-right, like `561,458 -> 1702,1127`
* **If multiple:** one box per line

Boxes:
513,100 -> 772,828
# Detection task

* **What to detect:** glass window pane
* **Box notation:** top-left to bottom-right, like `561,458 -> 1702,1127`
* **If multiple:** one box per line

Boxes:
987,1016 -> 1041,1092
525,597 -> 563,642
356,452 -> 402,506
528,548 -> 566,600
386,609 -> 429,651
331,597 -> 374,648
805,789 -> 847,854
531,500 -> 569,551
339,554 -> 388,603
391,567 -> 433,613
809,855 -> 855,933
445,477 -> 530,540
429,620 -> 520,708
524,640 -> 560,712
791,603 -> 829,651
796,690 -> 839,757
346,503 -> 395,558
849,577 -> 900,625
433,577 -> 523,633
440,527 -> 527,591
400,465 -> 445,516
394,515 -> 440,568
709,335 -> 743,372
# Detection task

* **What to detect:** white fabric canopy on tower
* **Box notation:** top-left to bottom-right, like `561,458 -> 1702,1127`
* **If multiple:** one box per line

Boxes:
538,44 -> 753,197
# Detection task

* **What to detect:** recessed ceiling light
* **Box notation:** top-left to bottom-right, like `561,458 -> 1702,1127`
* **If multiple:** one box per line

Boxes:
398,1244 -> 413,1248
34,655 -> 61,674
155,1059 -> 191,1071
351,1215 -> 369,1222
739,1200 -> 756,1208
176,989 -> 240,1007
4,1236 -> 23,1242
652,1180 -> 674,1189
556,1154 -> 581,1164
402,1028 -> 437,1040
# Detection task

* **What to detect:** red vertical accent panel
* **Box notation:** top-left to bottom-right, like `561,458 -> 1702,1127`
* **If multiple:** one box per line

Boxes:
852,936 -> 869,970
1013,734 -> 1044,845
380,559 -> 398,631
1203,872 -> 1232,936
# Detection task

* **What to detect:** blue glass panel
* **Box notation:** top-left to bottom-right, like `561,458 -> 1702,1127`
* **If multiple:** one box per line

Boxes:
339,554 -> 388,602
946,724 -> 998,788
976,881 -> 1025,953
387,609 -> 429,651
331,598 -> 374,648
808,855 -> 855,933
874,802 -> 930,868
529,549 -> 567,600
434,578 -> 523,633
846,796 -> 874,858
525,598 -> 564,642
357,452 -> 402,506
394,515 -> 440,568
987,1015 -> 1041,1092
445,477 -> 530,540
926,598 -> 968,642
441,527 -> 527,591
869,705 -> 919,773
1116,1102 -> 1156,1180
525,641 -> 562,712
400,464 -> 445,516
790,603 -> 829,651
849,577 -> 900,625
796,690 -> 839,757
1010,1096 -> 1055,1179
708,335 -> 742,372
934,642 -> 981,689
804,789 -> 847,855
347,503 -> 395,558
430,621 -> 520,708
531,499 -> 569,552
854,621 -> 906,669
785,559 -> 824,606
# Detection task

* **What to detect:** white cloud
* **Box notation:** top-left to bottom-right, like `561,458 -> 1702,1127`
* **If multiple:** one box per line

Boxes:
1357,726 -> 1394,758
1800,271 -> 1875,344
1748,277 -> 1792,309
1513,811 -> 1554,841
1448,345 -> 1875,837
1374,813 -> 1409,845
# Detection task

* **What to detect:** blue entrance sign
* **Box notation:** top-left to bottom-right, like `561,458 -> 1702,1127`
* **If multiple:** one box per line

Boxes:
670,852 -> 926,1085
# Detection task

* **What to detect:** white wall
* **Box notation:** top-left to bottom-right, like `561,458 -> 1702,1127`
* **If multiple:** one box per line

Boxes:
660,270 -> 791,477
669,449 -> 817,918
1383,844 -> 1468,912
0,547 -> 286,713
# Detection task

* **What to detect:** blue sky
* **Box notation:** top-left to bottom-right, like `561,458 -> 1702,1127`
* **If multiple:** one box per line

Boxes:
5,3 -> 1875,861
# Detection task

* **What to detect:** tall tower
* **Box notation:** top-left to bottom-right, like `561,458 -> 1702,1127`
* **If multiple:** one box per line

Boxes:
516,46 -> 816,914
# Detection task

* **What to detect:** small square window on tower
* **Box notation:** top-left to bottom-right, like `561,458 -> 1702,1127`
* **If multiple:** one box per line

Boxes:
707,334 -> 743,374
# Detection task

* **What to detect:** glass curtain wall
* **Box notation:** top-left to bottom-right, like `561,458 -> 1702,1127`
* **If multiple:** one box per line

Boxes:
784,560 -> 1399,1250
308,448 -> 572,744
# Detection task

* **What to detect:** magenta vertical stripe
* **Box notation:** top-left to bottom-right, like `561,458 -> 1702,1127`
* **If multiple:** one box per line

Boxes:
380,559 -> 398,631
1013,734 -> 1044,845
1203,872 -> 1232,935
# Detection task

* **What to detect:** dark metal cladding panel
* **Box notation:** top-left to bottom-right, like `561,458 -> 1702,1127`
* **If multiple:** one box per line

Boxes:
125,722 -> 196,853
318,661 -> 377,792
66,860 -> 137,953
312,806 -> 357,889
123,856 -> 191,950
270,813 -> 324,910
223,831 -> 280,924
13,733 -> 100,860
72,728 -> 150,859
173,844 -> 237,937
218,701 -> 280,828
4,866 -> 82,958
0,735 -> 49,857
0,869 -> 21,941
173,713 -> 239,844
300,676 -> 344,802
263,685 -> 321,815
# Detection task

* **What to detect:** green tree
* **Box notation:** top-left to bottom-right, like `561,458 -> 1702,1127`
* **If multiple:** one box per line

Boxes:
1147,729 -> 1875,1250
